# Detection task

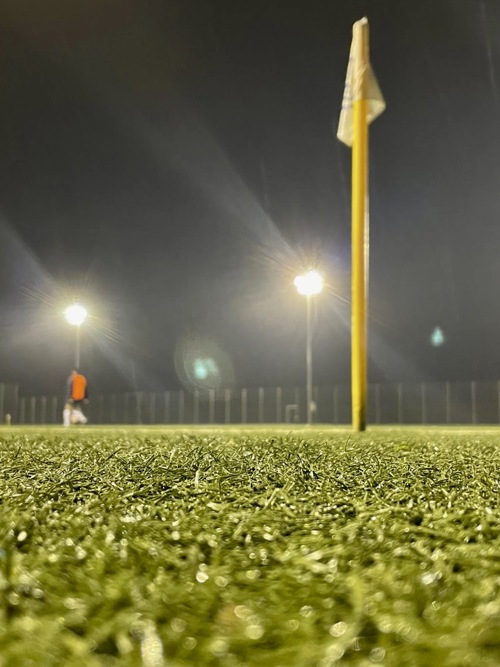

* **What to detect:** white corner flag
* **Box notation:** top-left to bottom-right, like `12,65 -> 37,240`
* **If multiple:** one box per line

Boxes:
337,18 -> 386,147
336,18 -> 385,432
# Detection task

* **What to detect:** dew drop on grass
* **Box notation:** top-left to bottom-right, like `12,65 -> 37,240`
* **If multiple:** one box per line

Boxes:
171,618 -> 187,633
196,570 -> 209,583
210,638 -> 228,656
396,621 -> 418,642
420,571 -> 439,586
63,597 -> 80,610
234,605 -> 251,620
329,621 -> 348,637
245,624 -> 264,640
370,647 -> 386,662
7,592 -> 19,606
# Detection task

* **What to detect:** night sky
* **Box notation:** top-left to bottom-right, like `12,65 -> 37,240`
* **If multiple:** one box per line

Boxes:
1,0 -> 500,396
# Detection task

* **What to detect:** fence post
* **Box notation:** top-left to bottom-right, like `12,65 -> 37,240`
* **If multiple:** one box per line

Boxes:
164,391 -> 170,424
194,390 -> 199,424
0,383 -> 4,423
146,393 -> 154,424
241,388 -> 247,424
110,394 -> 117,424
333,386 -> 339,423
135,392 -> 143,424
276,387 -> 282,423
29,397 -> 36,424
51,396 -> 58,424
19,397 -> 25,424
397,383 -> 403,424
295,387 -> 300,422
40,396 -> 47,424
96,394 -> 103,424
446,382 -> 451,424
225,389 -> 231,424
258,387 -> 264,423
374,383 -> 381,424
178,390 -> 185,424
497,380 -> 500,424
471,381 -> 477,424
209,389 -> 215,424
421,382 -> 427,424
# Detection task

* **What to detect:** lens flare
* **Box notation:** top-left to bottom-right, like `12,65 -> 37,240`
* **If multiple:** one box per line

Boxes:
174,334 -> 234,394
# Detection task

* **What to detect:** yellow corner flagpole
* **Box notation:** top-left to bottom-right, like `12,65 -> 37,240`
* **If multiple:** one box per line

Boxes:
351,19 -> 369,432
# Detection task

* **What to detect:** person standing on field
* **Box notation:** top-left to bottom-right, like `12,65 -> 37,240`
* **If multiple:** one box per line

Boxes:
62,369 -> 89,426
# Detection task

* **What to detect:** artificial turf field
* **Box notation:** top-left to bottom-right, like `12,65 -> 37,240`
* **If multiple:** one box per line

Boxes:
0,426 -> 499,667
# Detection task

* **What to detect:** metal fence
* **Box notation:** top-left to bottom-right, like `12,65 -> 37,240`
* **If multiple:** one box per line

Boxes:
3,380 -> 500,425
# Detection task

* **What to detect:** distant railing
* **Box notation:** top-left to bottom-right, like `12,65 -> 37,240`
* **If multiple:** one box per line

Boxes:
3,380 -> 500,425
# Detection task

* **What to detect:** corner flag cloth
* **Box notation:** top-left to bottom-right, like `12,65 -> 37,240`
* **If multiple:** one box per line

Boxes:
337,17 -> 385,147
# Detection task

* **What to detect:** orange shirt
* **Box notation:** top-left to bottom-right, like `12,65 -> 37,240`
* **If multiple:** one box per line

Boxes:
71,374 -> 87,401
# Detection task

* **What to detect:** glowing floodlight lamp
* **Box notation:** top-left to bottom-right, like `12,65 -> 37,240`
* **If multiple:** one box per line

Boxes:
64,303 -> 88,326
294,270 -> 323,296
294,270 -> 323,426
64,304 -> 88,367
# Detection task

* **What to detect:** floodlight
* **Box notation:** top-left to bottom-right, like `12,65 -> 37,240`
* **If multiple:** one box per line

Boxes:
64,304 -> 88,327
294,270 -> 323,296
293,269 -> 324,426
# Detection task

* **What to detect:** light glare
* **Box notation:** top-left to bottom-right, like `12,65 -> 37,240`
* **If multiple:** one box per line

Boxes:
64,304 -> 88,326
294,270 -> 323,296
430,326 -> 445,347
